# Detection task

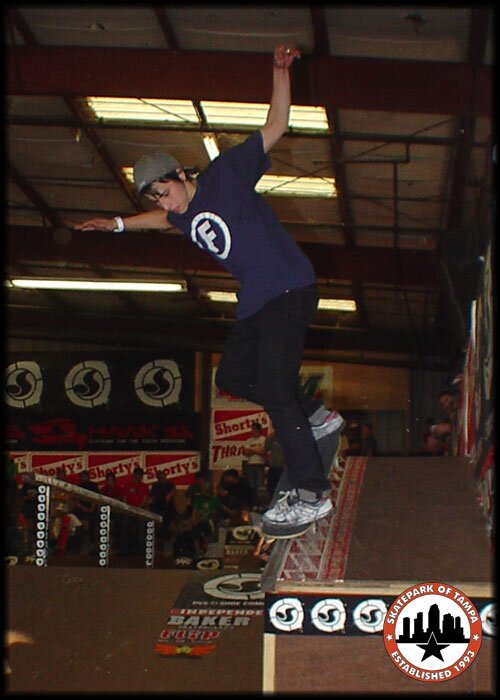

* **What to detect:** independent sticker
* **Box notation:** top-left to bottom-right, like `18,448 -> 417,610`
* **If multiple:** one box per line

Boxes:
384,582 -> 482,682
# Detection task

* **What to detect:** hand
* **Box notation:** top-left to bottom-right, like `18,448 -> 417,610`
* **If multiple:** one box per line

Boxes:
74,218 -> 115,231
273,44 -> 300,69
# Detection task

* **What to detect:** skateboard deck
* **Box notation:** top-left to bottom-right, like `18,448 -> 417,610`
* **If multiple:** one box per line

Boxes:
258,426 -> 341,545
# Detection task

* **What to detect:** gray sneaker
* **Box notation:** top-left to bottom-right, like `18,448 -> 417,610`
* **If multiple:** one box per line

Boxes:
311,410 -> 346,440
262,489 -> 333,539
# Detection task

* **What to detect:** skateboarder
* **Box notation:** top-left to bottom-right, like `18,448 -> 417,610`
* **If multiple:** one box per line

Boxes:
75,44 -> 344,539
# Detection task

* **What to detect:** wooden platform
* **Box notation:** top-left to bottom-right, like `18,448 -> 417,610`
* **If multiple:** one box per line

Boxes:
6,566 -> 264,693
262,456 -> 494,694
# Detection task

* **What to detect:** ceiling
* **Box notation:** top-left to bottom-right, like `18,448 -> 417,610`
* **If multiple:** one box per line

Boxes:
5,6 -> 494,369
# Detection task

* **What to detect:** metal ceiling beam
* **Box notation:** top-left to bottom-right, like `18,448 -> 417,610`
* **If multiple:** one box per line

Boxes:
6,46 -> 492,116
6,305 -> 447,363
7,7 -> 142,212
7,226 -> 439,288
152,7 -> 180,51
6,114 -> 488,149
8,162 -> 62,228
446,8 -> 491,233
310,7 -> 368,329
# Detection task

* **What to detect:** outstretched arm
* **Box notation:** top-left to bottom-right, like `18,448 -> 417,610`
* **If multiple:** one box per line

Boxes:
75,208 -> 172,232
260,44 -> 300,153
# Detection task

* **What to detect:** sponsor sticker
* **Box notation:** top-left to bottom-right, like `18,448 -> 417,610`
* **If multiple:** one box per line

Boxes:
384,582 -> 482,682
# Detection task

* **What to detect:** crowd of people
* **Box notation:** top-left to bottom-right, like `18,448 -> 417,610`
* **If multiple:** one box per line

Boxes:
7,390 -> 459,562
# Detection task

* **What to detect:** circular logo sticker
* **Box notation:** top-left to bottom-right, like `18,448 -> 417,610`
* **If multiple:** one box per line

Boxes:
203,573 -> 263,601
310,598 -> 346,633
5,361 -> 43,408
134,359 -> 182,407
65,361 -> 111,407
268,597 -> 304,632
353,599 -> 387,634
384,582 -> 482,682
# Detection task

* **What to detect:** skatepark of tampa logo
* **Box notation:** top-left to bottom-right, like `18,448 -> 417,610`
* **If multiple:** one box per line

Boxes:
384,582 -> 482,682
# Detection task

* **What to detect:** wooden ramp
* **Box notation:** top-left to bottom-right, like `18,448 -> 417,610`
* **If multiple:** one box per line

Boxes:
262,456 -> 494,694
6,566 -> 264,693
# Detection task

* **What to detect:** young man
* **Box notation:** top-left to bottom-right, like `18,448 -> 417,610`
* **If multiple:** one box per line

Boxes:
76,45 -> 344,539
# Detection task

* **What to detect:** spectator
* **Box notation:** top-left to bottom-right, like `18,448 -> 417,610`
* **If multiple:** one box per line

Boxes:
242,422 -> 267,507
120,467 -> 150,555
360,422 -> 378,456
345,422 -> 362,456
217,468 -> 254,525
185,474 -> 211,517
432,389 -> 459,456
100,470 -> 123,500
422,417 -> 444,456
190,480 -> 222,556
50,501 -> 82,555
73,469 -> 100,553
149,469 -> 178,549
18,472 -> 39,555
100,470 -> 123,550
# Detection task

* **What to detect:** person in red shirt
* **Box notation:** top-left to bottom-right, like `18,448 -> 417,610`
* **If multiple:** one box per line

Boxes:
100,470 -> 123,550
100,470 -> 123,501
120,467 -> 150,555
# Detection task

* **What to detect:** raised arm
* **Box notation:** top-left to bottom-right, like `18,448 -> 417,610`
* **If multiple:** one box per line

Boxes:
260,44 -> 300,153
75,208 -> 172,232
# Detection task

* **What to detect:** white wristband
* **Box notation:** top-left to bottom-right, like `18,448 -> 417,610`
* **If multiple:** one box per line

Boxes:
113,216 -> 125,233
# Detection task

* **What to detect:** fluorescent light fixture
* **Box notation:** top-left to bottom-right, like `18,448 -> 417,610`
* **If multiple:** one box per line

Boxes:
203,134 -> 220,161
86,97 -> 200,125
318,298 -> 357,312
205,292 -> 356,311
201,101 -> 330,131
85,97 -> 329,132
9,279 -> 185,293
123,166 -> 335,198
206,291 -> 238,303
256,175 -> 336,198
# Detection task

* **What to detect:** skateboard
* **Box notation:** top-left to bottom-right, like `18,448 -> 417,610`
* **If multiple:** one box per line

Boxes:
257,422 -> 342,546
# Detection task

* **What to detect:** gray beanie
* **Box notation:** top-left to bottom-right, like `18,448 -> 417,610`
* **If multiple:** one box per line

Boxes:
133,151 -> 181,193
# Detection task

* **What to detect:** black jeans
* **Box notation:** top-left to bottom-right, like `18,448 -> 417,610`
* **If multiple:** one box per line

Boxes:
216,285 -> 330,496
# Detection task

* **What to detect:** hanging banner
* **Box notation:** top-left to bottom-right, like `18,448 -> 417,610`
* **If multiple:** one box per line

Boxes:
209,363 -> 334,470
5,351 -> 196,414
6,413 -> 199,452
9,451 -> 200,487
5,350 -> 199,452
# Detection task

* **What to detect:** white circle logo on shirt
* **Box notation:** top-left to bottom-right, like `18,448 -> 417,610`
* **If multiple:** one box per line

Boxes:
190,211 -> 232,260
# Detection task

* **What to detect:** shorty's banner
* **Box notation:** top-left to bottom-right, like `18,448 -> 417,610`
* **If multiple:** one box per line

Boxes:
210,409 -> 270,470
10,451 -> 200,487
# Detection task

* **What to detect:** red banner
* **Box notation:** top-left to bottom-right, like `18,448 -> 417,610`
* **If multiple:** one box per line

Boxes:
8,451 -> 200,487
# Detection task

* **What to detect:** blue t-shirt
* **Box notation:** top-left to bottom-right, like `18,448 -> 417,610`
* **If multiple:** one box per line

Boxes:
168,131 -> 316,319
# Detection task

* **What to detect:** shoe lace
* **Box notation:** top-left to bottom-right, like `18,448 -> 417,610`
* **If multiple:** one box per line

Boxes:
273,490 -> 294,515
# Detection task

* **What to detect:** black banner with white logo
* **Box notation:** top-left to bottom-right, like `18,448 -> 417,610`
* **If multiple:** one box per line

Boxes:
5,352 -> 198,451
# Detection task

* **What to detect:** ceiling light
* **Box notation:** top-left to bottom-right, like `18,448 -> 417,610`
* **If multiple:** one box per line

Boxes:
318,298 -> 357,312
201,101 -> 330,131
205,292 -> 355,311
256,175 -> 336,198
85,97 -> 330,132
9,279 -> 185,293
206,291 -> 238,303
203,134 -> 220,161
123,167 -> 335,198
86,97 -> 200,124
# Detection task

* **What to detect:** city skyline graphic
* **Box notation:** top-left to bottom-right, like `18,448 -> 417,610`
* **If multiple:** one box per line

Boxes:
397,603 -> 470,644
